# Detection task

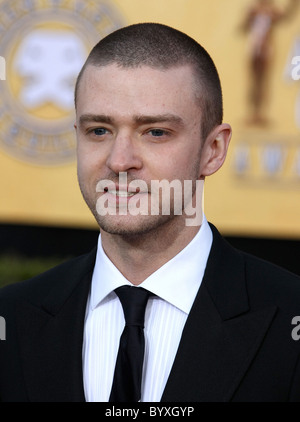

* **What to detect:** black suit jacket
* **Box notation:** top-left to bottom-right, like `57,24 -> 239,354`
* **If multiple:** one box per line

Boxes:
1,224 -> 300,402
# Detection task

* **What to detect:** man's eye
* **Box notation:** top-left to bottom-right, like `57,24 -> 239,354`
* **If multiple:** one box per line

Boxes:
92,128 -> 108,136
149,129 -> 167,137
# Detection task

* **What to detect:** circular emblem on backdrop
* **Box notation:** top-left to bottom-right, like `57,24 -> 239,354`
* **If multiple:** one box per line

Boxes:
0,0 -> 124,165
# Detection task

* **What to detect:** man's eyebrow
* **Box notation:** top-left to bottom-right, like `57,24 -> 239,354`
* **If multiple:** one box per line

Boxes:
78,113 -> 184,127
134,114 -> 184,127
79,114 -> 114,126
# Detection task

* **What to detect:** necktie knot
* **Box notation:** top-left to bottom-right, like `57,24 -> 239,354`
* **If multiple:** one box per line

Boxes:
115,285 -> 152,328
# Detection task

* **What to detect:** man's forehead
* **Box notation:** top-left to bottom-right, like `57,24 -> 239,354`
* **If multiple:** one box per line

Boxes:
75,62 -> 201,113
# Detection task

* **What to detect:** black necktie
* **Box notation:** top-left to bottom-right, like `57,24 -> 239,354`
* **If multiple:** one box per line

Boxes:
109,285 -> 152,402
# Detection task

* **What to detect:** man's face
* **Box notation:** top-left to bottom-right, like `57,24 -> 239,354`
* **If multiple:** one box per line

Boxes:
75,63 -> 207,236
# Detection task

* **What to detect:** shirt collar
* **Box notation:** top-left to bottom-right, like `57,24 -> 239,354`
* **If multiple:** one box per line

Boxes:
90,216 -> 212,314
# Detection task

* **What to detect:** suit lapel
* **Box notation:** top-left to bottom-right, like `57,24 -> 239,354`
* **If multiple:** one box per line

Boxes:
16,249 -> 96,402
161,225 -> 277,402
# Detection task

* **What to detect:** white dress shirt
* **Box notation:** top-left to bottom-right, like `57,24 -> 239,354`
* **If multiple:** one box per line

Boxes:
82,216 -> 212,402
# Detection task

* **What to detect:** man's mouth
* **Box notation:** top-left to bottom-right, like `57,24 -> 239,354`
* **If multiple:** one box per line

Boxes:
104,186 -> 142,197
106,190 -> 136,197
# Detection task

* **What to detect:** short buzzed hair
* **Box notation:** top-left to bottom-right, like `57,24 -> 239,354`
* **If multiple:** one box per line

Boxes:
75,23 -> 223,140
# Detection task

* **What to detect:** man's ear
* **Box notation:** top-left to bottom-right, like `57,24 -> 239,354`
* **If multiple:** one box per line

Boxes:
199,123 -> 232,177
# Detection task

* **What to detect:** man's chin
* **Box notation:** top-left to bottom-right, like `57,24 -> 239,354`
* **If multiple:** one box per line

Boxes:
95,214 -> 176,237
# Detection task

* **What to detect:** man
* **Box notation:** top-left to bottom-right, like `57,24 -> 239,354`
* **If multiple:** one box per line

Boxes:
1,23 -> 300,402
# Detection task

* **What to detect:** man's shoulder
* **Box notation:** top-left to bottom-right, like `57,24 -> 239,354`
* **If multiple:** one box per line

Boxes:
0,248 -> 96,304
209,222 -> 300,306
242,250 -> 300,302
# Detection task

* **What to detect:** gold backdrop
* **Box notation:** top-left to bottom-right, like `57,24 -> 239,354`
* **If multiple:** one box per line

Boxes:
0,0 -> 300,238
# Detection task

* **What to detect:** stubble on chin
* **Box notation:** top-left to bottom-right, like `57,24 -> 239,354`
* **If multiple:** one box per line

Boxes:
94,212 -> 179,239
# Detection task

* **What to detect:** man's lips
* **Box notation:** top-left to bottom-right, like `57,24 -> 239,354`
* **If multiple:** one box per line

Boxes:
103,184 -> 147,197
104,189 -> 136,197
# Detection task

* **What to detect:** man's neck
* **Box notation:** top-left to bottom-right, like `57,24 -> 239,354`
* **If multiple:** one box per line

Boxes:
100,220 -> 200,285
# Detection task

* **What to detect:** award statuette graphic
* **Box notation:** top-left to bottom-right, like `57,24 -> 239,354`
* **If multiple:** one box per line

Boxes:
0,0 -> 124,165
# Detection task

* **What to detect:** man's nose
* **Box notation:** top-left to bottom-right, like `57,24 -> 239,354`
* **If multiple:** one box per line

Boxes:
106,132 -> 143,174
